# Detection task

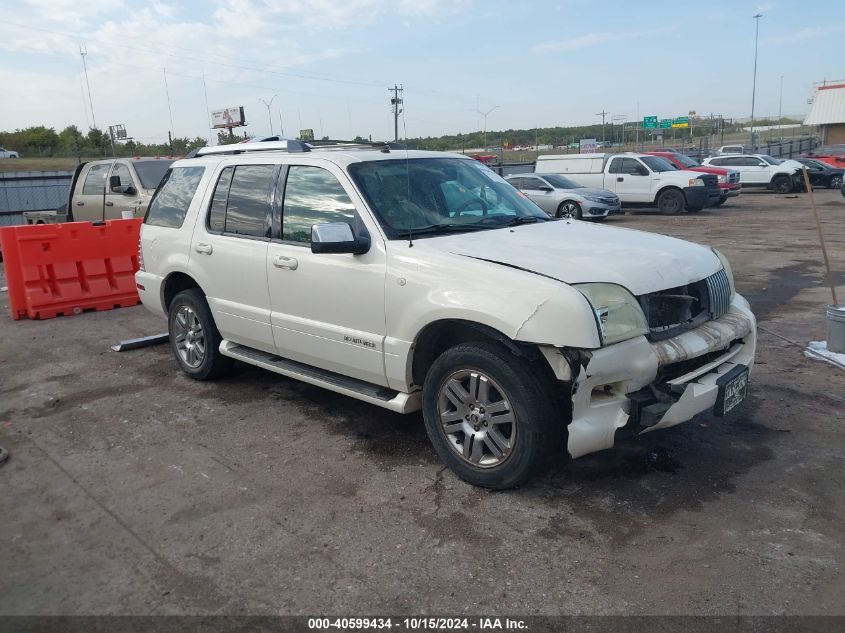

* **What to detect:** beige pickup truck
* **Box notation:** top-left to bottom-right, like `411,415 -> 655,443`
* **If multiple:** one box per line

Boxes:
24,157 -> 174,224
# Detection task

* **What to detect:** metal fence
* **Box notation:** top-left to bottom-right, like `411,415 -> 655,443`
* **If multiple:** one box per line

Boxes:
754,137 -> 817,159
0,171 -> 73,226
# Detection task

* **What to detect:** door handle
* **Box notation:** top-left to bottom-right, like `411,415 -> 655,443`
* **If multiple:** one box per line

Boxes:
105,202 -> 114,207
76,201 -> 84,206
273,255 -> 298,270
617,177 -> 624,182
194,243 -> 213,255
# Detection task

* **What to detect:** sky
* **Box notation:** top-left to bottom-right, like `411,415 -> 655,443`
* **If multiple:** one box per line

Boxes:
0,0 -> 843,145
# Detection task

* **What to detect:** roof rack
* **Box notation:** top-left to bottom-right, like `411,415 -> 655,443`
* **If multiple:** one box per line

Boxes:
189,139 -> 406,158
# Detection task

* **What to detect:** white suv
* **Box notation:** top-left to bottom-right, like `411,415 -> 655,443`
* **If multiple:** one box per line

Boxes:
137,140 -> 757,489
702,154 -> 802,193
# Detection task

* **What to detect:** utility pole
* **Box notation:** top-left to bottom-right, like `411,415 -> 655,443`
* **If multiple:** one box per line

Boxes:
389,84 -> 403,142
260,94 -> 277,135
595,109 -> 609,142
79,44 -> 97,130
778,74 -> 784,123
750,13 -> 763,150
473,105 -> 500,151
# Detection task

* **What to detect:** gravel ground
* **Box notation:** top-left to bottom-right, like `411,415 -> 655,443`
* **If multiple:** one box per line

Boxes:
0,188 -> 843,616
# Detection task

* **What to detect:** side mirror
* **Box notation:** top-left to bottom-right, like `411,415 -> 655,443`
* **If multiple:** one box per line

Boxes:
311,222 -> 370,255
109,175 -> 136,195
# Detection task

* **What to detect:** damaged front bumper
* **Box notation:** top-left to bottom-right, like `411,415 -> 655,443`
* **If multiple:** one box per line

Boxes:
541,294 -> 756,459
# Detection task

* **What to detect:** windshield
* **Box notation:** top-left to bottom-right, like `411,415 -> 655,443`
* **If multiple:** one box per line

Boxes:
760,155 -> 782,165
640,156 -> 677,172
349,158 -> 549,239
134,160 -> 175,189
672,153 -> 699,168
541,174 -> 583,189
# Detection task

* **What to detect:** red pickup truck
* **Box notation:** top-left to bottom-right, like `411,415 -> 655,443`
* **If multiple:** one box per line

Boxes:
644,151 -> 741,206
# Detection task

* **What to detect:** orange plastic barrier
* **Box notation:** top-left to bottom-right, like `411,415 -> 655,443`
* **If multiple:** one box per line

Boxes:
0,219 -> 143,320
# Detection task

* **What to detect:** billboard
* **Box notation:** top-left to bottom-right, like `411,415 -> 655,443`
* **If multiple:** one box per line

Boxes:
299,128 -> 315,141
211,106 -> 246,129
579,138 -> 597,153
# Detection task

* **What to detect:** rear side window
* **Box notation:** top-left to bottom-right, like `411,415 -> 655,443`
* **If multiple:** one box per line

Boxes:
145,166 -> 205,228
206,165 -> 274,238
82,163 -> 112,195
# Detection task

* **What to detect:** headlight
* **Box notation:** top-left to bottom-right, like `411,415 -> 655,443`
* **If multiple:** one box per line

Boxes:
583,195 -> 603,203
689,178 -> 704,187
575,283 -> 648,345
711,248 -> 736,300
718,174 -> 727,183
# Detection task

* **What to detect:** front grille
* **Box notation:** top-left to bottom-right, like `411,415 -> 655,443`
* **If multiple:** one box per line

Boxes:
729,172 -> 740,184
600,197 -> 619,205
705,268 -> 731,319
699,174 -> 720,198
638,268 -> 731,340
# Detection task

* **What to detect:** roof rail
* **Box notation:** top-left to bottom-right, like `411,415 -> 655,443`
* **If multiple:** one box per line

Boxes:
192,139 -> 312,157
188,139 -> 407,158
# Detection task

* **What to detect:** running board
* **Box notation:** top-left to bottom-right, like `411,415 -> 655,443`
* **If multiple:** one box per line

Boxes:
219,341 -> 421,414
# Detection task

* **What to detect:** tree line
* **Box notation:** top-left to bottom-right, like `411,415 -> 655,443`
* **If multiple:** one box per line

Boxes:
0,117 -> 804,158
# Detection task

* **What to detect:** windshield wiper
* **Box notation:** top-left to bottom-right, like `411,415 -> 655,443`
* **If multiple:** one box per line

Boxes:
393,223 -> 489,237
504,216 -> 546,226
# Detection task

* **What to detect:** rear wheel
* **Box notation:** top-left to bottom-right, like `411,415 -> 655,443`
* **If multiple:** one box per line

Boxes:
771,174 -> 793,194
168,289 -> 232,380
829,175 -> 843,189
422,342 -> 561,489
657,189 -> 686,215
557,200 -> 582,219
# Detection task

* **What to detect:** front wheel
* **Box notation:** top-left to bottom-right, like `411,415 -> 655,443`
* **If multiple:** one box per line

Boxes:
168,288 -> 233,380
771,174 -> 793,194
556,200 -> 582,219
422,342 -> 561,489
829,175 -> 843,189
657,189 -> 686,215
713,197 -> 727,207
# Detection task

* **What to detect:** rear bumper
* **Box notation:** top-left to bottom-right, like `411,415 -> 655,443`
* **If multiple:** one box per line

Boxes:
541,294 -> 756,459
135,270 -> 167,318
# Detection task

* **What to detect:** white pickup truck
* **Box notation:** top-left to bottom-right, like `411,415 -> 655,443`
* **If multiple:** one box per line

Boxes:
23,157 -> 173,224
535,152 -> 721,215
137,141 -> 756,489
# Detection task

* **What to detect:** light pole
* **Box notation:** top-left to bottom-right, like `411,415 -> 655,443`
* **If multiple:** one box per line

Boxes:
473,105 -> 499,150
260,94 -> 277,135
778,74 -> 784,123
750,13 -> 762,149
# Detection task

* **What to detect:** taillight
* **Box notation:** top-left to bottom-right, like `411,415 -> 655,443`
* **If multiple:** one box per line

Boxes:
138,237 -> 145,271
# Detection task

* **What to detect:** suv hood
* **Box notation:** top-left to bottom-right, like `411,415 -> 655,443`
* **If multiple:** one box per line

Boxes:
418,221 -> 721,296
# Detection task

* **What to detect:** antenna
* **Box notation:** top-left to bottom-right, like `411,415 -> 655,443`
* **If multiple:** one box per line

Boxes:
202,73 -> 212,144
389,84 -> 404,142
163,67 -> 175,142
79,43 -> 97,129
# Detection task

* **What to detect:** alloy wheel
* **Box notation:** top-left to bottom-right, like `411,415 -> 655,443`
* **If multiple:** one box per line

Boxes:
173,305 -> 206,368
437,369 -> 517,468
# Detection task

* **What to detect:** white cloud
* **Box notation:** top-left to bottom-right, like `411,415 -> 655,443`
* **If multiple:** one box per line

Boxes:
24,0 -> 124,27
533,30 -> 643,53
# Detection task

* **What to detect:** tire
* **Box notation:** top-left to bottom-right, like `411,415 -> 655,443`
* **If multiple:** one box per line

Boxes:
556,200 -> 582,219
713,197 -> 727,207
771,174 -> 793,194
829,175 -> 843,189
657,188 -> 686,215
686,206 -> 703,213
421,341 -> 562,489
167,288 -> 232,380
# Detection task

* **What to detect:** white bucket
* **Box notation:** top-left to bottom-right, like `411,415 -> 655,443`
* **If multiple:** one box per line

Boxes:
121,210 -> 135,220
827,305 -> 845,354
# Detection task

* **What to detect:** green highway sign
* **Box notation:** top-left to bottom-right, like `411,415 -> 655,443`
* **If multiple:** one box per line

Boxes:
643,116 -> 658,129
672,116 -> 690,128
659,118 -> 672,129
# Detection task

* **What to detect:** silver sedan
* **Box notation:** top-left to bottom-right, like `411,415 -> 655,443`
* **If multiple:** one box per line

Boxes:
505,173 -> 620,220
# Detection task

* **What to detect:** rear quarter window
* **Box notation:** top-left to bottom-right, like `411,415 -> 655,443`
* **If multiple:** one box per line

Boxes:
144,166 -> 206,228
